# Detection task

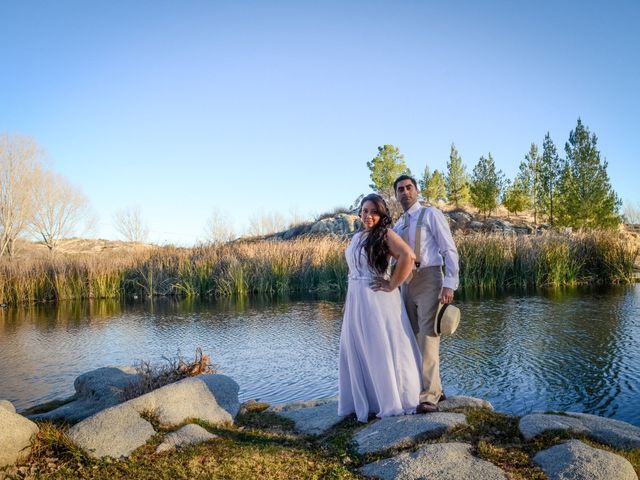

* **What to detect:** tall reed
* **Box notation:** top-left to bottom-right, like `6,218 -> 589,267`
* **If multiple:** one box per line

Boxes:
1,230 -> 637,305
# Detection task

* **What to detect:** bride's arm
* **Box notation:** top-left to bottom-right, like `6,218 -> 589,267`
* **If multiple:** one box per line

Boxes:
371,229 -> 415,292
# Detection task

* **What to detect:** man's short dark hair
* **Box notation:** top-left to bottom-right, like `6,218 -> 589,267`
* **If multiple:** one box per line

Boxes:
393,174 -> 418,192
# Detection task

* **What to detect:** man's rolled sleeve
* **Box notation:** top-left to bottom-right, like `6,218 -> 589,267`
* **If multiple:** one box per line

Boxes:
428,209 -> 460,291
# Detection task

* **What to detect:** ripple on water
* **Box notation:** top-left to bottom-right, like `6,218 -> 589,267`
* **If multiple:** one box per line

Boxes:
0,289 -> 639,426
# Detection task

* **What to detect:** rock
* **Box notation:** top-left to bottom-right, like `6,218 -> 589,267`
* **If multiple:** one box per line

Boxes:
67,376 -> 232,459
269,397 -> 344,435
127,377 -> 232,427
155,424 -> 218,454
196,374 -> 240,418
0,399 -> 16,413
30,366 -> 138,423
309,214 -> 361,236
519,412 -> 640,449
354,413 -> 467,455
519,413 -> 588,441
448,211 -> 473,223
437,395 -> 493,412
0,407 -> 39,468
469,221 -> 484,230
565,412 -> 640,450
360,442 -> 507,480
533,439 -> 637,480
486,218 -> 514,233
66,405 -> 156,459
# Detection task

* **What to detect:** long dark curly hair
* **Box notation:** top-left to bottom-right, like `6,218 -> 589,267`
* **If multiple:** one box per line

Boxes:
357,193 -> 393,274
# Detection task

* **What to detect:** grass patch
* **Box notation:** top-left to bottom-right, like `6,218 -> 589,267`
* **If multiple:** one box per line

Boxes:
20,397 -> 75,416
10,407 -> 640,479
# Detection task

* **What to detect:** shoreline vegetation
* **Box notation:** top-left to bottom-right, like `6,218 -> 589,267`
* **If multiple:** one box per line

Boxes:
1,229 -> 638,306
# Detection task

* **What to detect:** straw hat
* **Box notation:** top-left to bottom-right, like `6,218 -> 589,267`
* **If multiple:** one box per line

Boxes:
434,303 -> 461,336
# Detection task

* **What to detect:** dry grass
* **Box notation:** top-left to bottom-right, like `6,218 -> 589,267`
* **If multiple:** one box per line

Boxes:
119,348 -> 216,402
1,228 -> 637,305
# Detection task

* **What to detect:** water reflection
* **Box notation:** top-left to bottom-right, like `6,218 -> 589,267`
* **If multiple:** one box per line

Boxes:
0,286 -> 638,427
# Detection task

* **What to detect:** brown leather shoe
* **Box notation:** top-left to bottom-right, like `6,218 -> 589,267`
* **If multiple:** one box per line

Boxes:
416,402 -> 438,414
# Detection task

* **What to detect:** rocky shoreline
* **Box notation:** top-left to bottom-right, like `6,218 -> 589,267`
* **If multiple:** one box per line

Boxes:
2,368 -> 639,479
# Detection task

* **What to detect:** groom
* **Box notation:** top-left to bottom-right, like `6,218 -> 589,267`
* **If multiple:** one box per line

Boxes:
392,174 -> 459,414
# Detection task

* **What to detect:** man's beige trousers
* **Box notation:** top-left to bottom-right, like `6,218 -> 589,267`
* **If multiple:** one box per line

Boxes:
402,266 -> 443,405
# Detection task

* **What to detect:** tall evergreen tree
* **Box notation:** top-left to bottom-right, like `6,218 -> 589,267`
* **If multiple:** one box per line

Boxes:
418,165 -> 432,199
537,132 -> 561,225
556,119 -> 621,228
518,143 -> 540,224
366,144 -> 410,217
502,178 -> 529,217
470,153 -> 504,218
426,169 -> 447,203
445,143 -> 470,207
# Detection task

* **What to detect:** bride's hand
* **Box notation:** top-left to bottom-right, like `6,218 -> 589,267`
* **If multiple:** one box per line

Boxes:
370,277 -> 395,292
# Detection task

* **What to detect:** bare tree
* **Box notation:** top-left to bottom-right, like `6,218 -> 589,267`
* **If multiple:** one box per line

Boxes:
113,206 -> 149,242
247,210 -> 287,236
203,208 -> 235,245
0,134 -> 43,257
30,170 -> 90,254
623,200 -> 640,224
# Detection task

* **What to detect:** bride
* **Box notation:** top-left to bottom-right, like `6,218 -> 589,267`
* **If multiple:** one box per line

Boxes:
338,193 -> 422,422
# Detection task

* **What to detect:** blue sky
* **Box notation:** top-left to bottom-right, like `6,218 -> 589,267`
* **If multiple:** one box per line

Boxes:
1,0 -> 639,244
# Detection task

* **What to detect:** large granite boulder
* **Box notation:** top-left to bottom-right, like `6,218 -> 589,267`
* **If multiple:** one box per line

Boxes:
30,366 -> 138,423
67,376 -> 235,459
126,377 -> 233,426
268,397 -> 344,435
0,401 -> 40,468
66,405 -> 156,459
533,439 -> 637,480
197,374 -> 241,418
360,442 -> 507,480
519,412 -> 640,449
354,413 -> 467,455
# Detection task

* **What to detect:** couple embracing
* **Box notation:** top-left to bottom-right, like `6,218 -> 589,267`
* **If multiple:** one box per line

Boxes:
338,174 -> 460,423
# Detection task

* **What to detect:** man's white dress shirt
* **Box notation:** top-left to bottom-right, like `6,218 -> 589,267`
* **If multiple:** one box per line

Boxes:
392,202 -> 459,290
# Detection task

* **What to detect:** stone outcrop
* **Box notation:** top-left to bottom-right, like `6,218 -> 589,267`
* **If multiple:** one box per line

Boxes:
268,397 -> 344,435
354,413 -> 467,455
67,375 -> 238,459
519,412 -> 640,449
533,439 -> 637,480
360,442 -> 507,480
309,214 -> 361,235
155,424 -> 218,454
30,366 -> 138,423
0,401 -> 40,468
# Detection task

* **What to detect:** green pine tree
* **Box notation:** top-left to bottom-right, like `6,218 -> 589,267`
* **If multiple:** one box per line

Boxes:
426,169 -> 447,203
518,143 -> 540,224
470,153 -> 504,218
502,178 -> 530,217
367,144 -> 410,198
537,132 -> 561,225
445,143 -> 470,207
418,165 -> 432,200
556,119 -> 621,229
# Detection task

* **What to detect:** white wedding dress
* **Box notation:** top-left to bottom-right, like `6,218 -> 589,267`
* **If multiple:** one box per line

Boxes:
338,231 -> 422,422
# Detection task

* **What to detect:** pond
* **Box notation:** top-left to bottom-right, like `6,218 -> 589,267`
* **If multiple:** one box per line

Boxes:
1,285 -> 638,426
